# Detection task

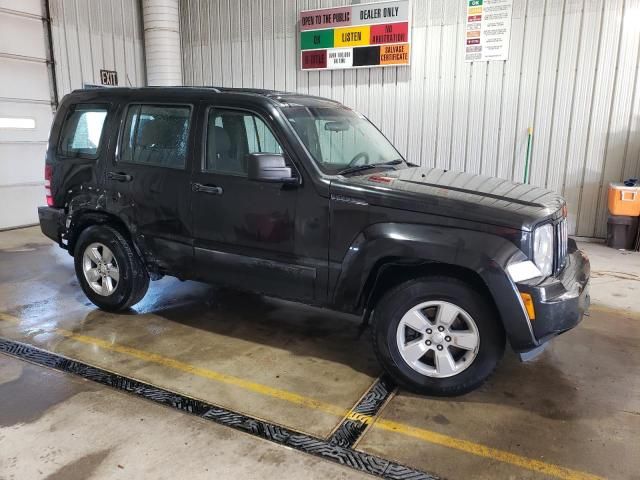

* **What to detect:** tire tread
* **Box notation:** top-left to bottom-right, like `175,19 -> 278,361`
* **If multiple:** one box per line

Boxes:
371,275 -> 505,396
74,224 -> 149,312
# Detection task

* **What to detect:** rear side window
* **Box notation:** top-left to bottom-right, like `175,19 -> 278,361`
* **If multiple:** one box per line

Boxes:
120,104 -> 191,169
58,104 -> 108,158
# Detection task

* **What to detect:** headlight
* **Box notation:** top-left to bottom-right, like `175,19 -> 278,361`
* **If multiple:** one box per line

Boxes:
533,223 -> 554,277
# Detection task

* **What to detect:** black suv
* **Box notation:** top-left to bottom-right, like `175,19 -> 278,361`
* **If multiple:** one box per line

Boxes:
38,87 -> 590,396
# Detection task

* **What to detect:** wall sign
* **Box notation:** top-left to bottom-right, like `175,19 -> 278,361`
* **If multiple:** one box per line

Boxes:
299,0 -> 410,71
100,69 -> 118,86
465,0 -> 513,62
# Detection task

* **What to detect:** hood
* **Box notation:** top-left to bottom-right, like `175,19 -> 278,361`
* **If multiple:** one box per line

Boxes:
334,167 -> 566,231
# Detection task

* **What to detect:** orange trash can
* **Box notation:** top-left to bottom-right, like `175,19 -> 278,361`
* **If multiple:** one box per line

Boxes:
608,183 -> 640,216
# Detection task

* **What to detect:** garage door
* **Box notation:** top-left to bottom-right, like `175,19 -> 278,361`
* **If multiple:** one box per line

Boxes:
0,0 -> 54,229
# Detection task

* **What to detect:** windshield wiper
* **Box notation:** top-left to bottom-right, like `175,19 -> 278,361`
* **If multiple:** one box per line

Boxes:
337,164 -> 378,175
337,159 -> 404,176
381,159 -> 405,166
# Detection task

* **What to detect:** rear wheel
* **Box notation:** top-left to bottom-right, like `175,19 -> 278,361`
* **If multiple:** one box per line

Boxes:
372,276 -> 505,396
74,225 -> 149,311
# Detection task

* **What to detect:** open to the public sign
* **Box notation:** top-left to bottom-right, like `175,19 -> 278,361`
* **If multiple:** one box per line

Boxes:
299,0 -> 410,71
100,69 -> 118,86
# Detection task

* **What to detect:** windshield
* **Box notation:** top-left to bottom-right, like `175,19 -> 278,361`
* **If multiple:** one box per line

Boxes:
282,106 -> 403,174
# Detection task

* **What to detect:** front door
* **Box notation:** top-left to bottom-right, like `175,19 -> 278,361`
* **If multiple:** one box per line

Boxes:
106,102 -> 195,275
191,106 -> 315,301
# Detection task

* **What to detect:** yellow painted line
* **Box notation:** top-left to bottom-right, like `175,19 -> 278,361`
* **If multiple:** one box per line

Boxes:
372,418 -> 605,480
55,328 -> 604,480
55,328 -> 347,419
0,313 -> 604,480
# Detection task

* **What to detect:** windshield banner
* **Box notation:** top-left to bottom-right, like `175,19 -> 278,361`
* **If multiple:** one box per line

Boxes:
299,0 -> 410,71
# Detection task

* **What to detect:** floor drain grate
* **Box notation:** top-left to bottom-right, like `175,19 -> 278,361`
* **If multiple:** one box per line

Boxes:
0,337 -> 438,480
329,376 -> 396,448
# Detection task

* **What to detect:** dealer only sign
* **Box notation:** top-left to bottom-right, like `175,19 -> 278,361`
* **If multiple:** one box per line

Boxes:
299,0 -> 410,71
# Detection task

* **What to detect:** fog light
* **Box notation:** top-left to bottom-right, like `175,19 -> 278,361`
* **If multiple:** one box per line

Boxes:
520,293 -> 536,320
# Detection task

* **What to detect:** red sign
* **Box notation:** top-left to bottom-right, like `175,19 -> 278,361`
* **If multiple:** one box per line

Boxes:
302,50 -> 327,69
468,15 -> 482,22
300,6 -> 352,31
370,22 -> 409,45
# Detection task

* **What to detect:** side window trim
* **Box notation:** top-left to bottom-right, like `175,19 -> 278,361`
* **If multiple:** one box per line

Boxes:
116,102 -> 194,170
201,105 -> 287,177
56,103 -> 110,160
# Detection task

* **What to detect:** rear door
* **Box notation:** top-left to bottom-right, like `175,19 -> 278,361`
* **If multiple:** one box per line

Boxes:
106,102 -> 195,276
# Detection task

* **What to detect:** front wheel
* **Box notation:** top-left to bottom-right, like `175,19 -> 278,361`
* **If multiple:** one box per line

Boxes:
372,276 -> 505,396
74,225 -> 149,312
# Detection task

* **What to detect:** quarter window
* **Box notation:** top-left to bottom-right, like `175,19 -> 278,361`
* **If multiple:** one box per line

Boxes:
205,109 -> 283,175
121,104 -> 191,169
58,104 -> 108,158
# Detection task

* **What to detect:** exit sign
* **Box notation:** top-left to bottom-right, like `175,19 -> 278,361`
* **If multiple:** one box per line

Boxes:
100,69 -> 118,86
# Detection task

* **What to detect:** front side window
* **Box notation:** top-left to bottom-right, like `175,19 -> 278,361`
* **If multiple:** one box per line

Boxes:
205,109 -> 283,176
121,104 -> 191,169
282,106 -> 402,174
58,104 -> 108,158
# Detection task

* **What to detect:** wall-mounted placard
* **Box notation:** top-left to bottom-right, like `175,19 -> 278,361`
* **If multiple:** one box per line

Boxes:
465,0 -> 513,62
299,0 -> 410,71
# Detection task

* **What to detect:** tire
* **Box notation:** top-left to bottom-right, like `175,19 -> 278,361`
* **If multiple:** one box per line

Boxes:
372,276 -> 505,396
74,225 -> 149,312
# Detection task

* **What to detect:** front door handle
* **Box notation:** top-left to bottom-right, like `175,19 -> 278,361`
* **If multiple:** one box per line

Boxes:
192,182 -> 223,195
107,171 -> 133,182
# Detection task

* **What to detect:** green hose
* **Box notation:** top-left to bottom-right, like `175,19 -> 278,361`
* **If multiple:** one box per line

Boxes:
524,127 -> 533,184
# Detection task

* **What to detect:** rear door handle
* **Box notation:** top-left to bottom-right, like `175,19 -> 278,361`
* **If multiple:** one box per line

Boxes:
192,182 -> 223,195
107,171 -> 133,182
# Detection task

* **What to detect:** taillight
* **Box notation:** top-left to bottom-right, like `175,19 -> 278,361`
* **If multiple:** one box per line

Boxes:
44,164 -> 53,206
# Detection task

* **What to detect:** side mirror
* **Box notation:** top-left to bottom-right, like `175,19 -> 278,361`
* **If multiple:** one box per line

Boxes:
247,153 -> 297,184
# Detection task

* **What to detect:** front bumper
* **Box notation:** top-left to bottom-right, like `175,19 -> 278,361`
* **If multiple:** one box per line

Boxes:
516,239 -> 590,358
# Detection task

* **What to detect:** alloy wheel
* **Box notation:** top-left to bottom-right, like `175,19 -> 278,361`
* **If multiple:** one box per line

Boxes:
82,242 -> 120,296
396,301 -> 480,378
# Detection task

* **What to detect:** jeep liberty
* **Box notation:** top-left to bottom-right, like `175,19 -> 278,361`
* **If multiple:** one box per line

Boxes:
38,87 -> 590,395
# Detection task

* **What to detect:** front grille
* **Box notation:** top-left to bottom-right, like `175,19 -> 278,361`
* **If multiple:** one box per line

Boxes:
555,218 -> 568,274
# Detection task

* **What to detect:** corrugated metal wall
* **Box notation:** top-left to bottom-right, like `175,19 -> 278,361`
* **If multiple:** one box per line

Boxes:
180,0 -> 640,237
49,0 -> 146,98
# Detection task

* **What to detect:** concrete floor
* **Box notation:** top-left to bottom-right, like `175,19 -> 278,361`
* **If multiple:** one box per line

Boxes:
1,227 -> 639,479
0,355 -> 367,480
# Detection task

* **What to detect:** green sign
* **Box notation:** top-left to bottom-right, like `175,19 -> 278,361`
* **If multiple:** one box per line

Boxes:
301,29 -> 334,50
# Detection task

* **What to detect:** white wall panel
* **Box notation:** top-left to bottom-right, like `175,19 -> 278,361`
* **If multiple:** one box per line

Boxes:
49,0 -> 146,96
181,0 -> 640,238
0,60 -> 50,101
0,185 -> 46,230
0,4 -> 50,229
0,12 -> 48,59
0,0 -> 41,16
0,144 -> 47,186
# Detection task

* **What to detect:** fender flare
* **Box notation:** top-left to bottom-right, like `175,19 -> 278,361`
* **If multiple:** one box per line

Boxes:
332,222 -> 536,351
66,199 -> 144,261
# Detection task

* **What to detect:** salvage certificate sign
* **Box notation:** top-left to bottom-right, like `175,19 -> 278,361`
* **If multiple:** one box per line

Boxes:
465,0 -> 513,62
299,0 -> 410,71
